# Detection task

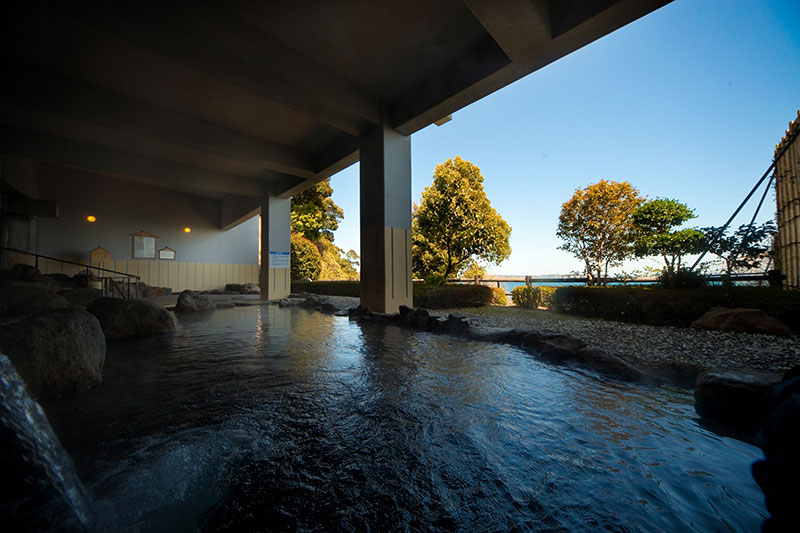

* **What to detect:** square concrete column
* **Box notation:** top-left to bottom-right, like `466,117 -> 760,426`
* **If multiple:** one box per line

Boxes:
360,116 -> 412,313
260,194 -> 291,300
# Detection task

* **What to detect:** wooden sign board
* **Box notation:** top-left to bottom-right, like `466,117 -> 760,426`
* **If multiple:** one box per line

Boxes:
130,230 -> 157,259
89,246 -> 111,265
158,247 -> 176,260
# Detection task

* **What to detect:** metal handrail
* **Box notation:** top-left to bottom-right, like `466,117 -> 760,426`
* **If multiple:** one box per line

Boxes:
1,247 -> 140,298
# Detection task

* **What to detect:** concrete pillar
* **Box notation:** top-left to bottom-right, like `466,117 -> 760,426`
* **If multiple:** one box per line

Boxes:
260,194 -> 291,300
359,115 -> 412,313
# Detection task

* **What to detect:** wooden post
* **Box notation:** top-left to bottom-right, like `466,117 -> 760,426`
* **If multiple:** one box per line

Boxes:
525,275 -> 531,288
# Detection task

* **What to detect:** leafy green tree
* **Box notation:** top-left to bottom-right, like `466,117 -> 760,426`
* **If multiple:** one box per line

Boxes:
461,259 -> 486,280
701,221 -> 776,285
290,180 -> 359,280
412,156 -> 511,282
632,198 -> 705,287
557,180 -> 644,286
291,181 -> 343,242
290,233 -> 322,280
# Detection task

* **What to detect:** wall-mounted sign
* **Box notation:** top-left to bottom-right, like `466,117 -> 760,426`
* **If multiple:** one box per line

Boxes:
269,250 -> 290,268
130,230 -> 157,259
89,246 -> 111,265
158,247 -> 176,260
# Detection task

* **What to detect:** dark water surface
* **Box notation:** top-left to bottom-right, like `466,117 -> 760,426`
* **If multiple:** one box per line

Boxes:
43,306 -> 767,531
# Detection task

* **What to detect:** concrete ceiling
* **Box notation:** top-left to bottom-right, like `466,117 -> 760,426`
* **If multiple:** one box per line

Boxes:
1,0 -> 671,206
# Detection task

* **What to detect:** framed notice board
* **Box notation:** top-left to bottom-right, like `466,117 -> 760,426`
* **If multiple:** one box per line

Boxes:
158,247 -> 176,260
130,230 -> 158,259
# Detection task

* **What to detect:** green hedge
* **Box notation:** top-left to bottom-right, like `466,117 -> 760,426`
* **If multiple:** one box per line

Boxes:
539,286 -> 557,309
511,286 -> 538,308
291,280 -> 360,297
490,286 -> 507,306
414,284 -> 500,309
511,285 -> 558,309
551,286 -> 800,332
292,281 -> 503,309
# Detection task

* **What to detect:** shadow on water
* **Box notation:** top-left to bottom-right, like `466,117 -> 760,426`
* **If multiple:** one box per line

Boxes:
38,306 -> 767,531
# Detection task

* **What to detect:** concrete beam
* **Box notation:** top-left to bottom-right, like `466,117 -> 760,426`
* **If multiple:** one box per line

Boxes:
1,66 -> 317,179
220,195 -> 261,231
24,3 -> 381,136
2,128 -> 268,199
390,39 -> 512,135
394,0 -> 671,135
272,136 -> 360,199
462,0 -> 550,61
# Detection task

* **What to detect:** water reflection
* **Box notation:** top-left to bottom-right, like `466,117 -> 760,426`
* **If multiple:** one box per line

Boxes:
39,306 -> 767,531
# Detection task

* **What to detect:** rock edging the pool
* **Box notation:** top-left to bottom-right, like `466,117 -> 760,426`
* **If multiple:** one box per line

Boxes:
288,294 -> 788,442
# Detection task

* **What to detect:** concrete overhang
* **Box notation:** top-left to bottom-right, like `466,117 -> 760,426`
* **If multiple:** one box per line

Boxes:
1,0 -> 672,203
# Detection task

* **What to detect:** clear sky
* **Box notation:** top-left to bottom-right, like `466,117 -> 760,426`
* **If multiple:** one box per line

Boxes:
329,0 -> 800,276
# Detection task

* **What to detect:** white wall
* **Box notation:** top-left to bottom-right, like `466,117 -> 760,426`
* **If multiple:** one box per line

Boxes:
36,164 -> 258,265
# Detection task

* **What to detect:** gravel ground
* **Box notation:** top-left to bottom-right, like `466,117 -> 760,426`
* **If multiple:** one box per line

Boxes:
321,296 -> 800,374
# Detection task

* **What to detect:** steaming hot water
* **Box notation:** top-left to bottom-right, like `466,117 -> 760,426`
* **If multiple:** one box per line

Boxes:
40,305 -> 766,530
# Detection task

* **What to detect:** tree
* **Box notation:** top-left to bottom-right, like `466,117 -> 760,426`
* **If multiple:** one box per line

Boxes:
290,233 -> 322,280
412,156 -> 511,282
290,181 -> 343,242
289,180 -> 357,280
701,221 -> 776,285
557,180 -> 644,286
632,198 -> 705,288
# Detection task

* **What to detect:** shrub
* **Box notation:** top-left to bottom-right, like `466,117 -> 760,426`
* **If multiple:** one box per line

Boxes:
658,268 -> 707,289
512,286 -> 539,308
291,280 -> 360,297
413,284 -> 497,309
490,286 -> 507,306
551,285 -> 800,332
538,286 -> 557,309
290,234 -> 321,280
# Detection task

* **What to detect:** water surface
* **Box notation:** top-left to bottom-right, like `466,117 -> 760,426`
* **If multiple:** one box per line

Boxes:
43,306 -> 767,531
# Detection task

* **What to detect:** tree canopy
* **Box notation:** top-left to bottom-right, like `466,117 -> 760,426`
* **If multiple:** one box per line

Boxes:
632,198 -> 705,286
557,180 -> 644,285
701,221 -> 776,284
412,156 -> 511,282
289,180 -> 358,280
290,181 -> 343,242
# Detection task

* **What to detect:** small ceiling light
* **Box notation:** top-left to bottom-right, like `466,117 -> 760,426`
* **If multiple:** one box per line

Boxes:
86,215 -> 97,223
183,227 -> 191,233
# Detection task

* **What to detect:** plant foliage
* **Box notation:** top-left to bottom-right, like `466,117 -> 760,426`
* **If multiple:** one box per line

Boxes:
557,180 -> 644,286
632,198 -> 705,288
511,286 -> 540,308
290,181 -> 343,242
701,222 -> 777,284
412,157 -> 511,282
290,233 -> 322,280
412,283 -> 500,309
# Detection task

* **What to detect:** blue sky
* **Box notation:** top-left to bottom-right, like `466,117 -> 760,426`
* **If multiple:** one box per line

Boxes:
330,0 -> 800,276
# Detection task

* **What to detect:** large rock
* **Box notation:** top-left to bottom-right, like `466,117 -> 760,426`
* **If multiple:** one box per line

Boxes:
136,282 -> 172,298
0,284 -> 65,309
88,297 -> 175,340
174,290 -> 216,313
694,369 -> 783,430
751,376 -> 800,531
0,264 -> 61,291
0,355 -> 95,530
59,287 -> 102,308
0,308 -> 106,397
242,282 -> 260,294
691,307 -> 793,337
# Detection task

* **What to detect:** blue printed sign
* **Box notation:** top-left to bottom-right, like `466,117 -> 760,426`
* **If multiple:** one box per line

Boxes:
269,251 -> 290,268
